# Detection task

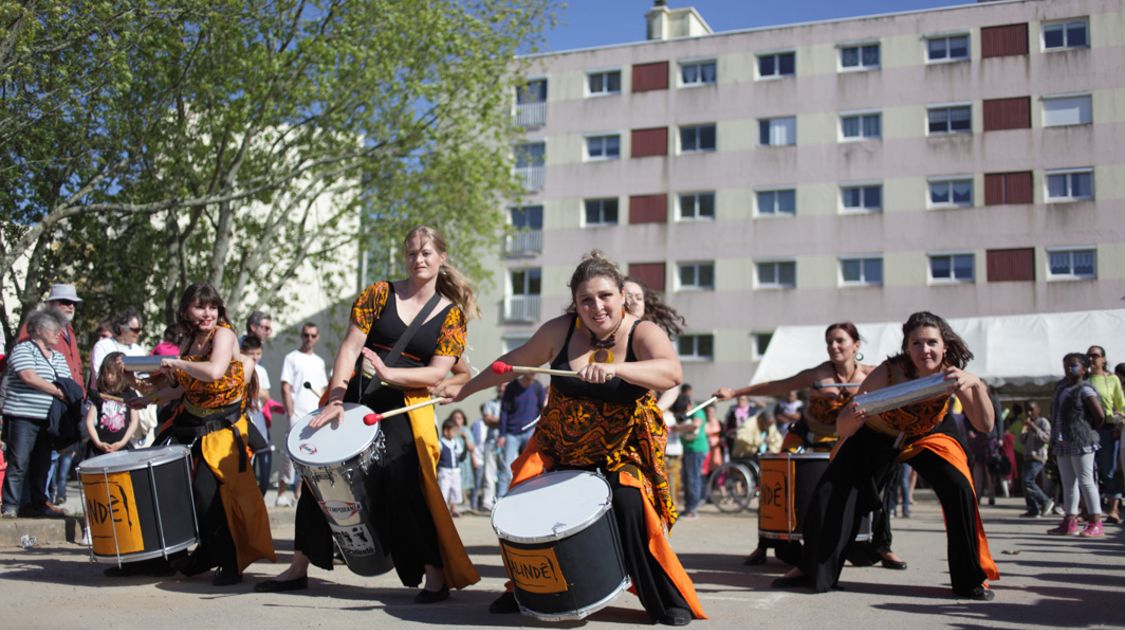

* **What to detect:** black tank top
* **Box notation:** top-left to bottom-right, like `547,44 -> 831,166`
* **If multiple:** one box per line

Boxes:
549,315 -> 648,404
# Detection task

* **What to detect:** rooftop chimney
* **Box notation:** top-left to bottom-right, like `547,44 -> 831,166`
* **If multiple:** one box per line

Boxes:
646,2 -> 712,41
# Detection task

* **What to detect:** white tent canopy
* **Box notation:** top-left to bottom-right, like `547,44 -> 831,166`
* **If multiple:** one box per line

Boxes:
751,309 -> 1125,387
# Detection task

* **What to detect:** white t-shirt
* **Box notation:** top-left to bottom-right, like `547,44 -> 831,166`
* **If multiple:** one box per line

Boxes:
90,337 -> 148,383
247,364 -> 271,440
281,349 -> 328,419
664,411 -> 683,457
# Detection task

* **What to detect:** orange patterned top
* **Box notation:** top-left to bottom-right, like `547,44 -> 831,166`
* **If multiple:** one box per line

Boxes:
875,365 -> 952,437
350,281 -> 466,359
172,322 -> 247,414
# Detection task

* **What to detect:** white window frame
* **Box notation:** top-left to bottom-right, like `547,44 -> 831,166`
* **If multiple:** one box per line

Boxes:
584,133 -> 621,161
928,252 -> 975,284
583,197 -> 619,227
759,116 -> 796,146
1045,168 -> 1094,202
927,103 -> 973,135
586,69 -> 622,97
755,188 -> 797,217
509,267 -> 542,297
756,50 -> 796,80
1046,246 -> 1097,281
839,183 -> 883,214
679,124 -> 717,153
1042,94 -> 1092,127
839,110 -> 882,141
925,33 -> 970,63
927,177 -> 974,209
755,260 -> 797,289
751,332 -> 773,361
677,333 -> 715,362
679,59 -> 717,87
839,256 -> 884,287
676,261 -> 716,291
677,192 -> 716,221
838,42 -> 881,72
1042,19 -> 1089,51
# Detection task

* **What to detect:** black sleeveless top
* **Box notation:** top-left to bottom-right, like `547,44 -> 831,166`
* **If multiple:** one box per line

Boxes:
549,315 -> 648,404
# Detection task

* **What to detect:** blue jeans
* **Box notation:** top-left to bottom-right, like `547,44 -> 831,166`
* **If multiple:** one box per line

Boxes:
497,429 -> 535,498
2,416 -> 52,513
1095,428 -> 1121,500
46,443 -> 78,503
682,450 -> 705,514
1022,459 -> 1050,512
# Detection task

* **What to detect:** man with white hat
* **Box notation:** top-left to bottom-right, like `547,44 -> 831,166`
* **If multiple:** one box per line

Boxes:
17,284 -> 86,397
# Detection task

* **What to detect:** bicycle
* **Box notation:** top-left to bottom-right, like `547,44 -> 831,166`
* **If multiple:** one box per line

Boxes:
706,455 -> 759,513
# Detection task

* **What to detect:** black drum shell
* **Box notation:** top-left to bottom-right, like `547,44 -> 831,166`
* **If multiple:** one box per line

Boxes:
759,454 -> 872,542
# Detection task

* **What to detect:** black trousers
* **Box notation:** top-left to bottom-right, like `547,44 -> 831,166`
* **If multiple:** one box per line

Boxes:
185,446 -> 238,573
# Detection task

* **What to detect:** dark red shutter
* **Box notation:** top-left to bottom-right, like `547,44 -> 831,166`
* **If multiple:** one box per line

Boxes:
985,171 -> 1033,205
981,24 -> 1029,58
629,194 -> 667,224
631,127 -> 668,158
983,97 -> 1031,131
632,62 -> 669,92
987,248 -> 1035,282
628,262 -> 666,292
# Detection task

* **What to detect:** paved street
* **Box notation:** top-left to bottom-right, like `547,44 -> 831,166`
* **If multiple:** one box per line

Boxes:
0,492 -> 1121,629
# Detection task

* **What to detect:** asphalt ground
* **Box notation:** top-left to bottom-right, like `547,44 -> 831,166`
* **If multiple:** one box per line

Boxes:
0,489 -> 1121,629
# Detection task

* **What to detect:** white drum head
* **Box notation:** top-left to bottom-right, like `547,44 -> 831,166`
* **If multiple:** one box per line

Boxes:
492,470 -> 612,544
78,445 -> 191,474
288,403 -> 380,466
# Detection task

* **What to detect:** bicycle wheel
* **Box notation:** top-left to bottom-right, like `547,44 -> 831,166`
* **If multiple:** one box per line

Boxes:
707,462 -> 755,513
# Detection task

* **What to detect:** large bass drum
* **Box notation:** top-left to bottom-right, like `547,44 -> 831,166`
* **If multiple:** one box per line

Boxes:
287,403 -> 393,576
759,452 -> 873,542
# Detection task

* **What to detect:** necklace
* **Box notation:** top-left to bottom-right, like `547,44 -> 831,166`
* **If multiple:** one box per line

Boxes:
832,362 -> 858,399
588,315 -> 625,364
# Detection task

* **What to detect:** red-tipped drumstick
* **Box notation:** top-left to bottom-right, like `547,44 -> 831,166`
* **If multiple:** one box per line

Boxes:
363,397 -> 443,425
490,361 -> 580,378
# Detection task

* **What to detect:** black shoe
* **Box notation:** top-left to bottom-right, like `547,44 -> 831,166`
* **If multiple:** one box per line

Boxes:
744,548 -> 767,566
659,607 -> 692,626
212,567 -> 242,586
254,576 -> 308,593
489,591 -> 520,614
771,574 -> 810,589
104,564 -> 143,578
414,586 -> 450,604
880,557 -> 908,570
170,554 -> 209,578
953,585 -> 995,601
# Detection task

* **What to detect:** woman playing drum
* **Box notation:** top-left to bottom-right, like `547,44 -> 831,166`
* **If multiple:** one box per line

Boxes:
141,283 -> 275,585
437,252 -> 706,626
713,323 -> 906,569
773,311 -> 998,600
255,226 -> 479,603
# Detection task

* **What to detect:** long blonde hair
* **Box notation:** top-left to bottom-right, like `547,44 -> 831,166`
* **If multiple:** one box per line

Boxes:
404,226 -> 480,319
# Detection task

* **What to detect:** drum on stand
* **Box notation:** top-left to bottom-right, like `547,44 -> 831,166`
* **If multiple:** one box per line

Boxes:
491,470 -> 630,621
758,452 -> 873,542
287,402 -> 393,577
77,446 -> 198,565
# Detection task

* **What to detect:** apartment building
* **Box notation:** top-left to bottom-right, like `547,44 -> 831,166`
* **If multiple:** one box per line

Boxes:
469,0 -> 1125,394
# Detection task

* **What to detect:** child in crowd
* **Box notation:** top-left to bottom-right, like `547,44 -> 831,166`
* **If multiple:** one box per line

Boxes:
84,352 -> 139,459
438,417 -> 469,517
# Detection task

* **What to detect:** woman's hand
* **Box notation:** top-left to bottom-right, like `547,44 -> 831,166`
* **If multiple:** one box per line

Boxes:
431,381 -> 464,403
361,348 -> 384,379
836,402 -> 867,438
577,362 -> 615,384
943,366 -> 981,393
309,400 -> 345,429
713,387 -> 736,401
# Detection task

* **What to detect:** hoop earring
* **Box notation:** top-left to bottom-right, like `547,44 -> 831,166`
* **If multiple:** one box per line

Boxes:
856,352 -> 864,362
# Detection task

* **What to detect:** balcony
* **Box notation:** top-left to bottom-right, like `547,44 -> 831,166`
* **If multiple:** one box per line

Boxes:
504,295 -> 541,322
515,165 -> 545,191
504,230 -> 543,257
516,101 -> 547,127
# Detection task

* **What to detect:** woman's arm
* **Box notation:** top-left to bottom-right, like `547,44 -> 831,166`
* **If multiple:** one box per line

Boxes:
713,364 -> 822,401
114,408 -> 141,451
16,368 -> 65,399
1083,391 -> 1106,429
602,321 -> 681,392
835,363 -> 891,437
438,316 -> 568,402
364,350 -> 456,390
309,323 -> 369,428
162,328 -> 237,382
656,385 -> 682,412
84,405 -> 104,451
949,367 -> 995,434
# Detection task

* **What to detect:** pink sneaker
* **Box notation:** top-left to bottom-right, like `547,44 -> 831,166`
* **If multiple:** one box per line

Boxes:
1047,516 -> 1078,535
1078,521 -> 1104,538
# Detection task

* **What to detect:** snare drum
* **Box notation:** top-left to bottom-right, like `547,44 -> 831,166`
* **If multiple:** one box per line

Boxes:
287,403 -> 393,577
77,446 -> 198,565
492,470 -> 630,621
758,452 -> 872,542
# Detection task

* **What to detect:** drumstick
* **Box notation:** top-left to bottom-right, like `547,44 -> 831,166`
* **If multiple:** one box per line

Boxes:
303,381 -> 325,399
686,396 -> 718,418
363,398 -> 443,426
491,361 -> 579,378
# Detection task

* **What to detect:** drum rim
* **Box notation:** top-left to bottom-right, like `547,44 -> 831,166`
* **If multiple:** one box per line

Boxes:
516,575 -> 632,622
287,402 -> 380,466
491,470 -> 613,544
77,446 -> 191,474
89,539 -> 196,564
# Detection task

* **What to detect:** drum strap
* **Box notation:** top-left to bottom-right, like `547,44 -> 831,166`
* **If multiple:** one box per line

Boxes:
359,290 -> 443,398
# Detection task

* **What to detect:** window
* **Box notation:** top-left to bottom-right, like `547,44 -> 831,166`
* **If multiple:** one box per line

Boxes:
840,112 -> 881,140
983,97 -> 1031,131
984,171 -> 1033,205
510,268 -> 541,296
759,117 -> 796,146
987,248 -> 1035,282
928,105 -> 972,134
1046,169 -> 1093,202
587,70 -> 621,96
514,141 -> 545,190
584,198 -> 619,226
632,61 -> 669,92
510,205 -> 543,230
929,254 -> 974,283
929,178 -> 973,208
1043,95 -> 1092,127
506,268 -> 542,321
841,184 -> 882,212
680,60 -> 717,86
758,52 -> 795,78
677,334 -> 714,361
1047,248 -> 1096,280
981,23 -> 1028,58
1043,20 -> 1088,50
505,206 -> 543,255
515,79 -> 547,127
630,194 -> 667,224
516,79 -> 546,105
756,189 -> 796,216
752,332 -> 773,360
629,262 -> 666,292
677,262 -> 715,290
840,43 -> 880,70
632,127 -> 668,158
927,35 -> 969,62
840,257 -> 883,286
680,124 -> 716,152
585,134 -> 620,160
756,261 -> 796,289
678,192 -> 715,220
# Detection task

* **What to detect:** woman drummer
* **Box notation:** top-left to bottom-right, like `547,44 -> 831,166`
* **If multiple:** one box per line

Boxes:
713,323 -> 906,569
141,283 -> 275,585
255,226 -> 479,603
773,311 -> 998,600
436,252 -> 706,626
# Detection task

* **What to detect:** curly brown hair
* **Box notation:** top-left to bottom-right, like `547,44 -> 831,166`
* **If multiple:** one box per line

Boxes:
624,276 -> 685,337
889,311 -> 974,377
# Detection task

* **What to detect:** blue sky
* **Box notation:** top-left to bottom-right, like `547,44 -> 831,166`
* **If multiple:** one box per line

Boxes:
543,0 -> 974,52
